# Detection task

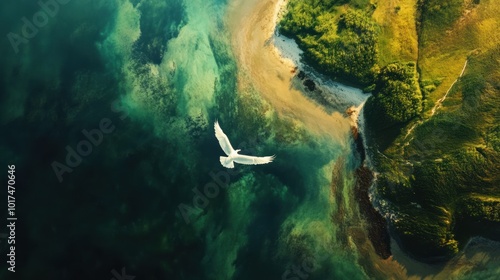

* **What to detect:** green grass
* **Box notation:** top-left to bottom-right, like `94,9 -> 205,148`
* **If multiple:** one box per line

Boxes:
372,0 -> 419,65
417,0 -> 499,115
282,0 -> 500,261
406,116 -> 479,158
372,47 -> 500,260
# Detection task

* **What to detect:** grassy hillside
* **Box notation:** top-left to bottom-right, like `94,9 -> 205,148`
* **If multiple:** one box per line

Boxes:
372,0 -> 419,64
372,47 -> 500,260
417,0 -> 500,113
281,0 -> 500,261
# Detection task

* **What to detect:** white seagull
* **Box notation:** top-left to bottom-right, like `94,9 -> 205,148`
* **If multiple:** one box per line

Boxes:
214,121 -> 275,168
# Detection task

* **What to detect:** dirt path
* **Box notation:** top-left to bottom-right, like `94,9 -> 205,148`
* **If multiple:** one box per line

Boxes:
403,59 -> 468,142
429,59 -> 468,116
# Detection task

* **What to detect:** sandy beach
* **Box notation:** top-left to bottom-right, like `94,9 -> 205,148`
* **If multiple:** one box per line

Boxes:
226,0 -> 352,141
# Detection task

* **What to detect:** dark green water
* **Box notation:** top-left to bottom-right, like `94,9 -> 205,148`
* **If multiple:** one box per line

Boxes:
2,0 -> 498,279
0,0 -> 367,279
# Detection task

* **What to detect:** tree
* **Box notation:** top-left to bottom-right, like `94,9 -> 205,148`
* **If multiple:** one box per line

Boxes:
371,62 -> 423,124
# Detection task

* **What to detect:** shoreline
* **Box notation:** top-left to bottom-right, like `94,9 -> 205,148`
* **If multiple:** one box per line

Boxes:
256,0 -> 437,277
225,0 -> 448,278
269,0 -> 392,262
271,0 -> 370,137
230,1 -> 500,279
226,0 -> 364,141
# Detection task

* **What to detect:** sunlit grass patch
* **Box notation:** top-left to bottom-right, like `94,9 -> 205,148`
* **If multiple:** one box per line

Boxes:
417,0 -> 500,114
372,0 -> 419,65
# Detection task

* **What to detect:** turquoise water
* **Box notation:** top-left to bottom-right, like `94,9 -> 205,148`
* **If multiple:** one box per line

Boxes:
2,0 -> 498,279
0,0 -> 366,278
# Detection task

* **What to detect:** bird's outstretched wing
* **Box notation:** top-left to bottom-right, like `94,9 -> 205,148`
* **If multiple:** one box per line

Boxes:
214,121 -> 235,156
233,154 -> 275,165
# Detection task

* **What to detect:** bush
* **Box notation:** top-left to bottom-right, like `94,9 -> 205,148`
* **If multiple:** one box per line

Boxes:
280,2 -> 379,85
370,62 -> 423,124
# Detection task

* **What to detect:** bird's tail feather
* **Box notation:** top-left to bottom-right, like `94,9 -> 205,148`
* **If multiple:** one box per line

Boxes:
220,156 -> 234,168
